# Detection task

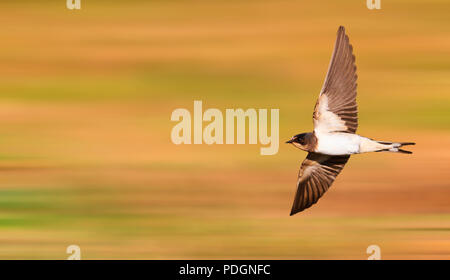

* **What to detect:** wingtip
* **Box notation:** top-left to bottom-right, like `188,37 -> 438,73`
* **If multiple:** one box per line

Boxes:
290,208 -> 299,216
337,26 -> 347,39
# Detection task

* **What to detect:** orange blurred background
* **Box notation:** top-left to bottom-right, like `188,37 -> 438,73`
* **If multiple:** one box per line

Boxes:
0,0 -> 448,259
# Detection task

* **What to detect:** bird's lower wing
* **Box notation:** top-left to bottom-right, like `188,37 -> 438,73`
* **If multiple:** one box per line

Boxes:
290,153 -> 350,215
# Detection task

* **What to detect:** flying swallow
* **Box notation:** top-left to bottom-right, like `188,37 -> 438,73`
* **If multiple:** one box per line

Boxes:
287,26 -> 415,215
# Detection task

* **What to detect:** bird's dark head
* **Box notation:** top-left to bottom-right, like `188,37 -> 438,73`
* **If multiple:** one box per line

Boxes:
286,133 -> 309,151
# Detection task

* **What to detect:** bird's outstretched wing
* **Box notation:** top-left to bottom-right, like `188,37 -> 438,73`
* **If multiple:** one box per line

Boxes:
290,153 -> 350,215
313,26 -> 358,134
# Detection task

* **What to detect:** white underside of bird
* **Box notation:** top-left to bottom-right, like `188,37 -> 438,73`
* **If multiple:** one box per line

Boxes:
314,131 -> 402,155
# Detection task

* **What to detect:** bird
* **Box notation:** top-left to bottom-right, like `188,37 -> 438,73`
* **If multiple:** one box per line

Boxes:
286,26 -> 415,216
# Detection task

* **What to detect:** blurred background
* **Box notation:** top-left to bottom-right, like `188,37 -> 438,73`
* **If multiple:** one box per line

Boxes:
0,0 -> 448,259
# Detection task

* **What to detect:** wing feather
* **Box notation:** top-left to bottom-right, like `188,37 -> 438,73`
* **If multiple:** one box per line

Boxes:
313,26 -> 358,134
290,153 -> 350,215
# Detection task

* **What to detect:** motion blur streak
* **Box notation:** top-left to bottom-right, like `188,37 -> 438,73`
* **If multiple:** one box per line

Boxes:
0,1 -> 448,259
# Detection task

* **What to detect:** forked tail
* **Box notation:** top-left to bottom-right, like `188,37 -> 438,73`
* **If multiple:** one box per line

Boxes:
376,141 -> 416,154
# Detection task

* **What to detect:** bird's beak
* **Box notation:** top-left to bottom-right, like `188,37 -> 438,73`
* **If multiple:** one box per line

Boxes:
286,139 -> 294,144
